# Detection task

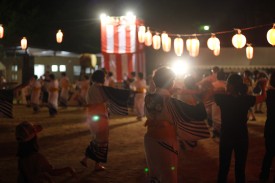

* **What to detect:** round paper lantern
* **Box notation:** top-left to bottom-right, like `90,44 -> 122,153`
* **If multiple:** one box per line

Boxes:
144,28 -> 152,46
21,37 -> 27,50
207,34 -> 220,50
138,26 -> 146,43
56,29 -> 63,43
232,29 -> 246,49
174,36 -> 184,56
246,44 -> 253,60
189,37 -> 200,57
267,24 -> 275,46
0,24 -> 4,39
153,33 -> 161,50
213,44 -> 220,56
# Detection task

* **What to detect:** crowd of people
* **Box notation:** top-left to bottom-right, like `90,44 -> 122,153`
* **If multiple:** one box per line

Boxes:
14,66 -> 275,183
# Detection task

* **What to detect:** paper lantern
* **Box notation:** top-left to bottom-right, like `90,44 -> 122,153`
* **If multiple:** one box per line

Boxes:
161,33 -> 171,52
174,36 -> 184,56
213,44 -> 220,56
144,28 -> 152,46
232,29 -> 246,49
56,30 -> 63,43
162,36 -> 171,52
21,37 -> 27,50
152,33 -> 161,50
138,26 -> 146,43
267,24 -> 275,46
161,32 -> 168,49
189,37 -> 200,57
246,44 -> 253,60
0,24 -> 4,39
207,34 -> 220,50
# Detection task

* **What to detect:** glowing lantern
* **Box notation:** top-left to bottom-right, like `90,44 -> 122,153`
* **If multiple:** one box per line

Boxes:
232,29 -> 246,49
174,36 -> 184,56
0,24 -> 4,39
144,27 -> 152,46
152,33 -> 161,50
161,32 -> 168,48
207,34 -> 220,50
138,26 -> 146,43
246,44 -> 253,60
189,37 -> 200,57
21,37 -> 27,50
267,24 -> 275,46
56,30 -> 63,43
162,33 -> 171,52
186,38 -> 191,52
213,44 -> 220,56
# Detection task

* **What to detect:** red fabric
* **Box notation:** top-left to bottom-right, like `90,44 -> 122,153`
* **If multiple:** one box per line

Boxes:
101,17 -> 137,54
127,53 -> 133,76
101,22 -> 107,53
102,53 -> 110,71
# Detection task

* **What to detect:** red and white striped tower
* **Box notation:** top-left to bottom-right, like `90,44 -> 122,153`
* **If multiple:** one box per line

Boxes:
101,14 -> 145,82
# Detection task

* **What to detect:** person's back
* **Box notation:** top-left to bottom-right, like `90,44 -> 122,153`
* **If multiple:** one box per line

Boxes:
260,71 -> 275,182
266,89 -> 275,125
215,94 -> 255,139
215,74 -> 256,183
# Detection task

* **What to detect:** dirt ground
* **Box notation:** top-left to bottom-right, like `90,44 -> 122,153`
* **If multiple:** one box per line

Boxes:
0,105 -> 273,183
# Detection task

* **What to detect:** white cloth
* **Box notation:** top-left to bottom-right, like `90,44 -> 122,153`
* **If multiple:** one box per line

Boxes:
60,76 -> 70,100
48,80 -> 59,109
133,79 -> 146,118
30,80 -> 41,105
79,79 -> 89,99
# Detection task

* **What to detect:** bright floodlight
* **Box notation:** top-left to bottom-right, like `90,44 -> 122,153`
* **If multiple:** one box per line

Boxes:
203,25 -> 210,31
126,11 -> 134,17
171,60 -> 190,76
100,13 -> 107,20
126,11 -> 136,23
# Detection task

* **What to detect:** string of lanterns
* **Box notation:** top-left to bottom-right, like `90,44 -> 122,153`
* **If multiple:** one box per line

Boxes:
0,24 -> 64,51
138,23 -> 275,60
1,22 -> 275,60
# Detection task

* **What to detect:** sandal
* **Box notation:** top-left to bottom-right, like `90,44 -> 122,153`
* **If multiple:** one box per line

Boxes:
94,164 -> 106,171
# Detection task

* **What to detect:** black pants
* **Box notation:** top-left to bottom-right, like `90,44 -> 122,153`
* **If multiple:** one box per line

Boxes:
260,138 -> 275,181
217,137 -> 248,183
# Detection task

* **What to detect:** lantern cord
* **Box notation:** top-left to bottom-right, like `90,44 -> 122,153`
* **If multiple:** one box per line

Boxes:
148,22 -> 273,38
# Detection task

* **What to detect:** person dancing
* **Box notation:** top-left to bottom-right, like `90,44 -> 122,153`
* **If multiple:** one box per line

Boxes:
144,66 -> 210,183
215,74 -> 261,183
80,70 -> 130,171
259,71 -> 275,183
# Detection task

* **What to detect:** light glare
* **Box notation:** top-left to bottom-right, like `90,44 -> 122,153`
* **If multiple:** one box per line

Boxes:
100,13 -> 107,20
171,60 -> 190,76
204,25 -> 210,31
126,11 -> 134,17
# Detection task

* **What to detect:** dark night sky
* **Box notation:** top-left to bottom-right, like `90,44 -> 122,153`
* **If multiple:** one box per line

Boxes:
0,0 -> 275,53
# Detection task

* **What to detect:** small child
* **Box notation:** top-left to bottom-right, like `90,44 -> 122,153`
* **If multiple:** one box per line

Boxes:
16,121 -> 76,183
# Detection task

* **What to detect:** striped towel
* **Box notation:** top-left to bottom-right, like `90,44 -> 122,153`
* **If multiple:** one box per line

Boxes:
0,89 -> 13,118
